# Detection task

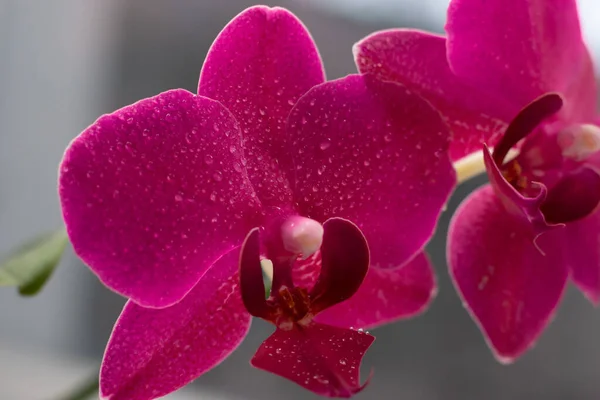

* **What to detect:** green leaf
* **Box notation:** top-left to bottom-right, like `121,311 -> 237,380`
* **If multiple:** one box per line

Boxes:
0,228 -> 69,296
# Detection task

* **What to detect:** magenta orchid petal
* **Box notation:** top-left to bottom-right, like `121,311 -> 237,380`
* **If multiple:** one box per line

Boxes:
198,6 -> 325,208
448,185 -> 568,362
59,89 -> 260,308
251,323 -> 374,398
316,252 -> 435,329
563,209 -> 600,304
309,218 -> 369,314
354,29 -> 513,161
541,166 -> 600,224
289,73 -> 455,270
446,0 -> 597,122
100,250 -> 251,400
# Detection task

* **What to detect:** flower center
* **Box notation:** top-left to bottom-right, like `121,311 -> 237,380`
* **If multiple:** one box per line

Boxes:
280,216 -> 324,259
558,123 -> 600,162
502,159 -> 528,191
272,286 -> 312,329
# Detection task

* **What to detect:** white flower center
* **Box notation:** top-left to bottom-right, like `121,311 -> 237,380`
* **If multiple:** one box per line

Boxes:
281,216 -> 324,259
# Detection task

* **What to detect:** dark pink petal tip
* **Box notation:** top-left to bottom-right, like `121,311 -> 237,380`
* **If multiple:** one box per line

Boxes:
59,89 -> 261,307
316,252 -> 436,329
100,250 -> 251,400
353,29 -> 514,161
289,73 -> 455,273
198,5 -> 325,208
448,186 -> 568,362
251,323 -> 374,398
310,218 -> 369,314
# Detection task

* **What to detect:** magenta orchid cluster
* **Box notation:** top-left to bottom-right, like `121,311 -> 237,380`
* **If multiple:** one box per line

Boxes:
59,6 -> 454,399
356,0 -> 600,361
57,0 -> 600,398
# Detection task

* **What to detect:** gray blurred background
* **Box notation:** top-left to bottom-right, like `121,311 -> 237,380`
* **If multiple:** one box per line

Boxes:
1,0 -> 600,399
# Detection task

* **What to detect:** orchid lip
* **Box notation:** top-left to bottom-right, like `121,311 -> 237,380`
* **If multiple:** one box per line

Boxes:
239,217 -> 374,397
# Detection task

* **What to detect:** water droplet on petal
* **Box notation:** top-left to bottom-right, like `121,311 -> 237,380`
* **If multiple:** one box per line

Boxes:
319,141 -> 331,151
125,142 -> 135,154
204,155 -> 214,165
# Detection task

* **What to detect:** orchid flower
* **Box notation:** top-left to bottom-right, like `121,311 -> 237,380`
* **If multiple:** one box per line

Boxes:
58,5 -> 455,399
354,0 -> 600,361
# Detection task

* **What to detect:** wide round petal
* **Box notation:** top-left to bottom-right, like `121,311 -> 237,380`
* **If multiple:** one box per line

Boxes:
59,89 -> 261,307
100,250 -> 251,400
251,323 -> 374,397
354,29 -> 513,161
198,6 -> 325,208
446,0 -> 597,123
563,209 -> 600,304
288,74 -> 455,271
448,185 -> 568,362
315,252 -> 436,330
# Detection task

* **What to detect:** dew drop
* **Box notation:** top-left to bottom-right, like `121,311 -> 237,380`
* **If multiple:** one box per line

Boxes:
204,155 -> 214,165
319,141 -> 331,151
174,194 -> 183,202
384,134 -> 393,142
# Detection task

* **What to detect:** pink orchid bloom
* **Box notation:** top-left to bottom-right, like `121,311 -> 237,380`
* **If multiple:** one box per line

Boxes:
58,5 -> 455,399
354,0 -> 600,362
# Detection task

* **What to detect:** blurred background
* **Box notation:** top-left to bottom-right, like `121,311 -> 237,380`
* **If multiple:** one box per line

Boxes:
2,0 -> 600,399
